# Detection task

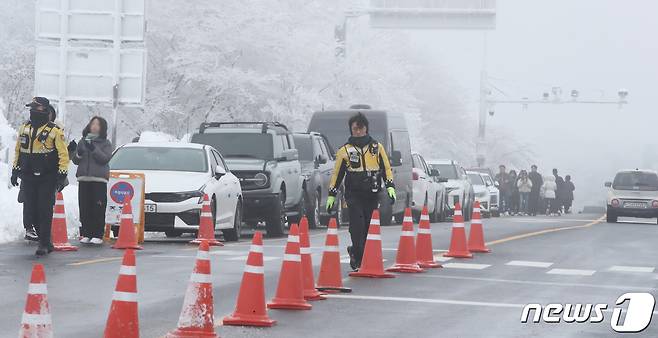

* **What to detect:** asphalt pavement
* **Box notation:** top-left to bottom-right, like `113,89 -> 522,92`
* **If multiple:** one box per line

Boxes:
1,213 -> 657,337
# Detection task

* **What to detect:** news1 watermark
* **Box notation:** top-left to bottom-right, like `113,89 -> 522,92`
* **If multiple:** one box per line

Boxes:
521,293 -> 655,333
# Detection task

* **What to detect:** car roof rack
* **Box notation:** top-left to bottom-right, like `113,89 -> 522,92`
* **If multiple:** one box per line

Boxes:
198,122 -> 289,134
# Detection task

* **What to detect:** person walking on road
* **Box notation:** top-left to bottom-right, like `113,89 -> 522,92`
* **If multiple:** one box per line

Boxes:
508,170 -> 519,215
495,165 -> 509,215
517,170 -> 533,215
563,175 -> 575,214
528,165 -> 543,216
11,97 -> 70,256
71,117 -> 114,245
541,175 -> 558,216
553,168 -> 565,215
327,112 -> 396,271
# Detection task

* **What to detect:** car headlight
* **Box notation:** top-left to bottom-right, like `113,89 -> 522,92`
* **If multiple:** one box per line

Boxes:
173,190 -> 205,203
253,172 -> 269,187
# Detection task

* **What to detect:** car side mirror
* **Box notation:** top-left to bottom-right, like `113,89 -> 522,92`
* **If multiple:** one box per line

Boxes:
390,150 -> 402,166
438,177 -> 449,183
213,165 -> 226,179
281,149 -> 298,161
494,181 -> 500,187
604,182 -> 612,188
429,168 -> 440,177
317,154 -> 328,164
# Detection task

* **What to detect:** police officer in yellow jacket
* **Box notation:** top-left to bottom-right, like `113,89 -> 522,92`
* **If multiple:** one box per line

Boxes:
11,97 -> 70,256
327,112 -> 395,270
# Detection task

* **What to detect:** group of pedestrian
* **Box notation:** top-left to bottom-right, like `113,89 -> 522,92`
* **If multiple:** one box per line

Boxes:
11,96 -> 113,256
495,164 -> 575,216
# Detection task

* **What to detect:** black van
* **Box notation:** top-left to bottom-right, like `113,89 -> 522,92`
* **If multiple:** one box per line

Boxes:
307,105 -> 413,225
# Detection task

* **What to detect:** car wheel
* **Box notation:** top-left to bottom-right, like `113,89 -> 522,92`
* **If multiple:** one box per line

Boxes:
266,191 -> 286,237
165,230 -> 183,238
606,207 -> 617,223
308,191 -> 321,229
222,202 -> 242,242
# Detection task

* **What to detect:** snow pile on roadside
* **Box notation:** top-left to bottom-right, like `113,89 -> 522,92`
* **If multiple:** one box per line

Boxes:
138,131 -> 178,143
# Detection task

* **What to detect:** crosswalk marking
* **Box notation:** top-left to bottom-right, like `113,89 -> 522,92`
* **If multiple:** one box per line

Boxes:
547,268 -> 595,276
443,263 -> 491,270
608,266 -> 655,273
506,260 -> 553,268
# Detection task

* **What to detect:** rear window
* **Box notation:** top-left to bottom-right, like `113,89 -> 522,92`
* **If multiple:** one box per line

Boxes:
613,172 -> 658,191
429,164 -> 458,179
293,135 -> 314,161
308,113 -> 387,150
191,132 -> 274,160
468,173 -> 484,185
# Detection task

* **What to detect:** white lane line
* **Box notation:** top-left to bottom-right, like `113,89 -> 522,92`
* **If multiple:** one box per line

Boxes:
382,248 -> 447,252
209,250 -> 248,256
326,294 -> 523,308
411,274 -> 658,291
506,260 -> 553,268
433,255 -> 453,262
443,263 -> 491,270
340,257 -> 387,263
547,268 -> 595,276
608,266 -> 655,273
225,255 -> 279,262
152,255 -> 194,259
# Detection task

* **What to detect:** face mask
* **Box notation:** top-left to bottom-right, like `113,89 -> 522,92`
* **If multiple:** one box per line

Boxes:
29,110 -> 49,126
85,133 -> 99,141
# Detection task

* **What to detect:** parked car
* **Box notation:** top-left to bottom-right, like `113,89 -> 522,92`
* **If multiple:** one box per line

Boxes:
293,132 -> 343,228
108,142 -> 243,241
426,159 -> 474,221
467,171 -> 492,218
605,169 -> 658,223
411,152 -> 447,222
190,122 -> 305,237
308,104 -> 414,225
481,172 -> 500,217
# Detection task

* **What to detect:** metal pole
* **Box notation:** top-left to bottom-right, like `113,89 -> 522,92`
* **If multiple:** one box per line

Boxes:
476,32 -> 488,167
58,0 -> 70,124
111,0 -> 122,146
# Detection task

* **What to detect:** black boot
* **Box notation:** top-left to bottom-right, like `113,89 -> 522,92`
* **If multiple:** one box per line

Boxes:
347,246 -> 358,271
35,243 -> 54,256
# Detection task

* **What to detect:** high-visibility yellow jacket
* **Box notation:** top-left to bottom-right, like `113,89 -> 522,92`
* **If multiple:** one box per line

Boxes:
328,138 -> 394,196
13,121 -> 69,176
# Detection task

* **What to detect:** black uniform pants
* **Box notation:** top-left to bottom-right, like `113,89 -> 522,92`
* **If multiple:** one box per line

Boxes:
528,191 -> 540,215
346,192 -> 379,266
21,177 -> 57,247
78,181 -> 108,239
19,182 -> 34,231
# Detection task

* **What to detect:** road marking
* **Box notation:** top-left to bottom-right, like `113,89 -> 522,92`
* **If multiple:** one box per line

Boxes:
68,256 -> 123,266
443,263 -> 490,270
486,215 -> 604,246
411,274 -> 657,291
608,266 -> 655,273
325,294 -> 523,309
547,268 -> 596,276
225,255 -> 279,262
152,255 -> 194,259
507,218 -> 599,223
433,255 -> 453,262
209,250 -> 247,256
506,260 -> 553,268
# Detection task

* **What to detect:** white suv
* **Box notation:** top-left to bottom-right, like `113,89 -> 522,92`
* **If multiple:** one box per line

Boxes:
605,169 -> 658,224
426,159 -> 474,221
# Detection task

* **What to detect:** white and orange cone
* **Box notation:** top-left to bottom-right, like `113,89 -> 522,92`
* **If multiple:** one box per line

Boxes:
267,223 -> 312,310
51,192 -> 78,251
190,195 -> 222,246
316,218 -> 352,293
299,216 -> 327,300
416,205 -> 441,268
104,249 -> 139,338
349,210 -> 396,278
19,264 -> 53,338
443,202 -> 473,258
386,208 -> 424,273
468,201 -> 491,253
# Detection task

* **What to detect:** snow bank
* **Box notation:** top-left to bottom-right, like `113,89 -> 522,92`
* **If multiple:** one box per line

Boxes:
138,131 -> 179,143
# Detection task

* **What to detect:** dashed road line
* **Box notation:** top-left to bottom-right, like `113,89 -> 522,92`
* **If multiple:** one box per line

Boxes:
443,263 -> 491,270
608,266 -> 655,273
68,256 -> 123,266
547,268 -> 596,276
506,260 -> 553,268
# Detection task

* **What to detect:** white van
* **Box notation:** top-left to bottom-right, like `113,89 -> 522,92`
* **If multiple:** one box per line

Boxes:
605,169 -> 658,223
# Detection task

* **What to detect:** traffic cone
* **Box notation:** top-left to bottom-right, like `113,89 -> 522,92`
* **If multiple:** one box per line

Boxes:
267,223 -> 312,310
112,200 -> 143,250
386,208 -> 424,273
416,205 -> 442,268
166,241 -> 218,337
316,218 -> 352,293
349,210 -> 396,278
104,249 -> 139,338
468,201 -> 491,253
190,195 -> 222,246
51,192 -> 78,251
223,231 -> 276,327
299,217 -> 327,300
443,202 -> 473,258
19,264 -> 53,338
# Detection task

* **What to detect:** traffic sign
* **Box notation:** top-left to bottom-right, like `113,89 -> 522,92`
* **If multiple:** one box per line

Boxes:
369,0 -> 496,30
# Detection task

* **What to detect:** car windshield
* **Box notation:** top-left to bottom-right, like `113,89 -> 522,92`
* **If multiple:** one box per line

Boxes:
293,135 -> 314,161
468,173 -> 484,185
191,132 -> 274,160
429,164 -> 458,179
483,175 -> 494,186
612,172 -> 658,191
110,147 -> 208,172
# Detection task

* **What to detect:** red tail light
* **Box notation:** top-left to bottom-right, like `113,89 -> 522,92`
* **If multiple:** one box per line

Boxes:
652,200 -> 658,208
611,199 -> 620,207
412,171 -> 419,180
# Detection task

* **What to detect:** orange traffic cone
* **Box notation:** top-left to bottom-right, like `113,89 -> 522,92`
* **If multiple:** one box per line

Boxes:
267,223 -> 312,310
51,192 -> 78,251
112,200 -> 143,250
19,264 -> 53,338
104,249 -> 139,338
223,231 -> 276,327
387,208 -> 424,273
416,205 -> 442,268
316,218 -> 352,293
468,201 -> 491,253
166,241 -> 218,337
299,217 -> 327,301
190,195 -> 222,246
349,210 -> 396,278
443,202 -> 473,258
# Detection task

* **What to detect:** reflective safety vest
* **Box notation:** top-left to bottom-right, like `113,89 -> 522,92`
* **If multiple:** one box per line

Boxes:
328,139 -> 394,196
13,121 -> 69,177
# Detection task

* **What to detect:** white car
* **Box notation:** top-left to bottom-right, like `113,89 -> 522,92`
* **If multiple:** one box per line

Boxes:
426,159 -> 474,221
411,152 -> 447,222
481,173 -> 500,216
467,171 -> 492,218
605,169 -> 658,224
109,142 -> 243,241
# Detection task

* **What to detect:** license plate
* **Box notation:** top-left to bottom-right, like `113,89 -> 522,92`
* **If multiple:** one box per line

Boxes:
624,202 -> 646,209
145,204 -> 157,213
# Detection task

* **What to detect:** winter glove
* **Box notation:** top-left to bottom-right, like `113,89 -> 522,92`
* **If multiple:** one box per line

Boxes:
387,187 -> 396,205
326,196 -> 336,213
67,140 -> 77,153
85,140 -> 95,152
10,169 -> 19,187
